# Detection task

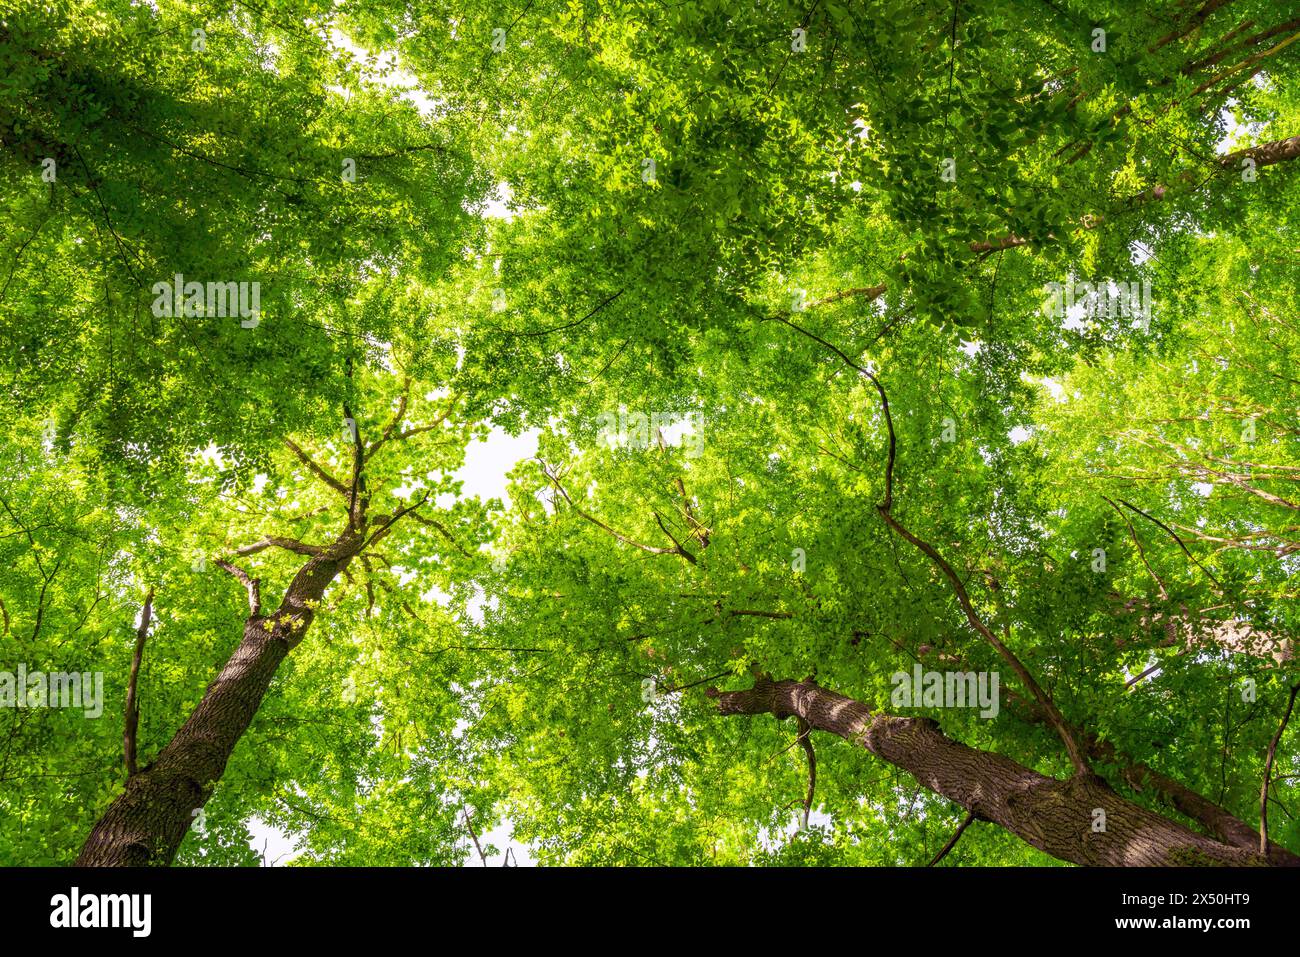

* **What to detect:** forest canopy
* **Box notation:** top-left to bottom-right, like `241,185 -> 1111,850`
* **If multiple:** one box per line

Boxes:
1,0 -> 1299,868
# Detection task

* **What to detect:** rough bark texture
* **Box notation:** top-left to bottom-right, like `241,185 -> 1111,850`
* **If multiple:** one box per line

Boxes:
906,631 -> 1300,864
996,662 -> 1300,865
710,676 -> 1290,867
76,532 -> 362,866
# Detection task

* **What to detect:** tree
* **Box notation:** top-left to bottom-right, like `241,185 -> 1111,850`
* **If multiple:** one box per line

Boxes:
2,0 -> 1299,867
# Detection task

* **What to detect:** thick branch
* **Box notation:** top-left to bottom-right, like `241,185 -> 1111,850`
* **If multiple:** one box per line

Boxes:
232,536 -> 323,558
708,676 -> 1276,866
917,631 -> 1300,861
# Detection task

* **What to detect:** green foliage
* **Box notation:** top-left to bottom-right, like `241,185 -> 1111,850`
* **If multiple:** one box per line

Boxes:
2,0 -> 1298,866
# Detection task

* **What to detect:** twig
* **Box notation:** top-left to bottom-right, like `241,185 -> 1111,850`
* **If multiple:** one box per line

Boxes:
1103,496 -> 1169,600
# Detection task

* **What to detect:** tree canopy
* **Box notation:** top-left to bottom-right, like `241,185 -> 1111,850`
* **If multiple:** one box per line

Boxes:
2,0 -> 1299,867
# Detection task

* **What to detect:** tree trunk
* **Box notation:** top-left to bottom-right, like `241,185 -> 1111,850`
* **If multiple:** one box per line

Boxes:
709,677 -> 1291,867
76,537 -> 359,866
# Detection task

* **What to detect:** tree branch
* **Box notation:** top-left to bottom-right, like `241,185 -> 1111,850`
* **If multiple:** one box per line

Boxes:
1118,499 -> 1225,595
1261,683 -> 1300,855
769,316 -> 1086,770
343,402 -> 365,527
540,461 -> 696,563
1103,495 -> 1170,601
232,536 -> 323,558
283,438 -> 349,498
214,561 -> 261,616
462,803 -> 489,866
123,588 -> 154,778
927,809 -> 976,866
408,512 -> 475,558
707,675 -> 1268,866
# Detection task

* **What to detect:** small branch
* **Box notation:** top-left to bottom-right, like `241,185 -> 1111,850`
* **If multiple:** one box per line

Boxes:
498,288 -> 625,339
215,561 -> 261,616
928,809 -> 976,866
1103,495 -> 1169,600
773,326 -> 1084,768
878,505 -> 1091,775
283,438 -> 349,498
674,477 -> 711,548
462,804 -> 489,867
653,511 -> 698,565
360,490 -> 431,554
367,389 -> 461,458
365,377 -> 411,459
856,364 -> 1086,774
540,462 -> 695,563
408,512 -> 475,558
795,716 -> 816,832
767,315 -> 895,510
1261,683 -> 1300,855
1118,499 -> 1225,595
123,588 -> 154,778
658,670 -> 730,696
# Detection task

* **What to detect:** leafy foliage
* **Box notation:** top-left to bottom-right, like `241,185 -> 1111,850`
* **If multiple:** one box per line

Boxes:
2,0 -> 1298,866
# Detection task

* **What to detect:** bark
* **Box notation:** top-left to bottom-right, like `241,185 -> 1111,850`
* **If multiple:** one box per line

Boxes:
1151,0 -> 1240,52
123,589 -> 154,778
1080,720 -> 1300,866
904,633 -> 1300,863
709,676 -> 1290,866
1220,133 -> 1300,169
76,531 -> 363,866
